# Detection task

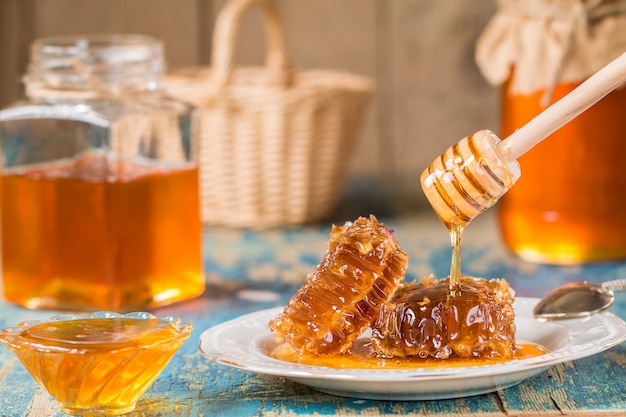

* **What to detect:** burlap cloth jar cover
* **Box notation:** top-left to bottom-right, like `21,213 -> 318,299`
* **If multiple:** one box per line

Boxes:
476,0 -> 626,103
164,0 -> 373,228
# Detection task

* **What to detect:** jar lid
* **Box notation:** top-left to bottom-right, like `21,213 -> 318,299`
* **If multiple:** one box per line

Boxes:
476,0 -> 626,97
26,34 -> 165,94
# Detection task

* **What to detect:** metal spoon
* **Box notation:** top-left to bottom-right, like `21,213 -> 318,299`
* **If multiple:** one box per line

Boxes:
533,279 -> 626,320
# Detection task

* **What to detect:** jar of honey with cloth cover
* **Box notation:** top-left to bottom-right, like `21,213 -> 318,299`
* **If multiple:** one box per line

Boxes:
0,34 -> 205,311
476,0 -> 626,264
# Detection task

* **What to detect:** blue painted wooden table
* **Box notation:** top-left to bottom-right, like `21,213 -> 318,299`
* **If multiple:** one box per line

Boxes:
0,181 -> 625,416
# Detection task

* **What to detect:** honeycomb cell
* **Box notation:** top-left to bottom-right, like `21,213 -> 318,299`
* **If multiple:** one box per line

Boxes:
269,215 -> 409,355
371,276 -> 516,359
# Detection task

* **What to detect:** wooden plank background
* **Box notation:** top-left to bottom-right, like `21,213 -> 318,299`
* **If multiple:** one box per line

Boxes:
0,0 -> 500,178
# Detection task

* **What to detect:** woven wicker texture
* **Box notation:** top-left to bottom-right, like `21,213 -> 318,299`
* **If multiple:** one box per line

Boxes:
164,0 -> 373,228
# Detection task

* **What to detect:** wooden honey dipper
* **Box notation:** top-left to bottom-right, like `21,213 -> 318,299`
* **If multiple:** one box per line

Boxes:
421,52 -> 626,230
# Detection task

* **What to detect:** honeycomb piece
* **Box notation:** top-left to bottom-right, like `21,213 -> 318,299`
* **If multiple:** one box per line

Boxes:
371,275 -> 516,359
269,215 -> 410,355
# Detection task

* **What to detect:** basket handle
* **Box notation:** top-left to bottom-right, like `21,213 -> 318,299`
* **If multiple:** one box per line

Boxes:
210,0 -> 292,90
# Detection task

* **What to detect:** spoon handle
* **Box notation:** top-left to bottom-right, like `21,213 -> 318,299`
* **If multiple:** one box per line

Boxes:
602,279 -> 626,292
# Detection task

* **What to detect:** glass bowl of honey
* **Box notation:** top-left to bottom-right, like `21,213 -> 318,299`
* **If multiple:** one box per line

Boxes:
0,311 -> 192,416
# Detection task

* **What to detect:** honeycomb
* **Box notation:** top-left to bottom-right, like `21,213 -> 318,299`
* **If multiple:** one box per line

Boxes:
371,275 -> 516,359
269,215 -> 409,355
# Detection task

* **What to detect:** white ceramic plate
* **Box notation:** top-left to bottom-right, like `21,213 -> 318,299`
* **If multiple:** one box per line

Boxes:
199,298 -> 626,400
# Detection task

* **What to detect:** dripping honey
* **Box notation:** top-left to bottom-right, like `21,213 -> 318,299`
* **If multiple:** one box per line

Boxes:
1,152 -> 205,311
499,80 -> 626,263
449,224 -> 463,288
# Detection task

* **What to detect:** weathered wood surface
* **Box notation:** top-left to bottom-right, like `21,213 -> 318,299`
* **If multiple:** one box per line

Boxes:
0,182 -> 624,417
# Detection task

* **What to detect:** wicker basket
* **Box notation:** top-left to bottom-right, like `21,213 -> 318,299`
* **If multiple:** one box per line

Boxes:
163,0 -> 373,228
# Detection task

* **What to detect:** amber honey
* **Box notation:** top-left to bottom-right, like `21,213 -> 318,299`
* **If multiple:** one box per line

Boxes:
0,314 -> 191,415
1,151 -> 205,311
499,81 -> 626,264
269,216 -> 409,356
271,339 -> 547,370
372,276 -> 516,359
271,275 -> 529,367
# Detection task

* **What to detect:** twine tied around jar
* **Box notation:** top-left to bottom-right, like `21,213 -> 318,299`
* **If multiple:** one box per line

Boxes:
476,0 -> 626,106
23,58 -> 186,162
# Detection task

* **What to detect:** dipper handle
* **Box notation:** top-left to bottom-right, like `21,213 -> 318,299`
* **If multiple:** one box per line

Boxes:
501,52 -> 626,161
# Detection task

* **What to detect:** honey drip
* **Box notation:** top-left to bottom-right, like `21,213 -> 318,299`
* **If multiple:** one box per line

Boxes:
449,224 -> 463,290
269,215 -> 409,356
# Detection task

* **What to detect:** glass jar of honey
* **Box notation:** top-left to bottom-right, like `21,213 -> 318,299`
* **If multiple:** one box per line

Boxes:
0,34 -> 205,310
476,0 -> 626,264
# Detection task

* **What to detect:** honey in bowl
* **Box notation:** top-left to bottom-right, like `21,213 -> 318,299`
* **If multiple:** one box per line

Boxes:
0,312 -> 192,416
